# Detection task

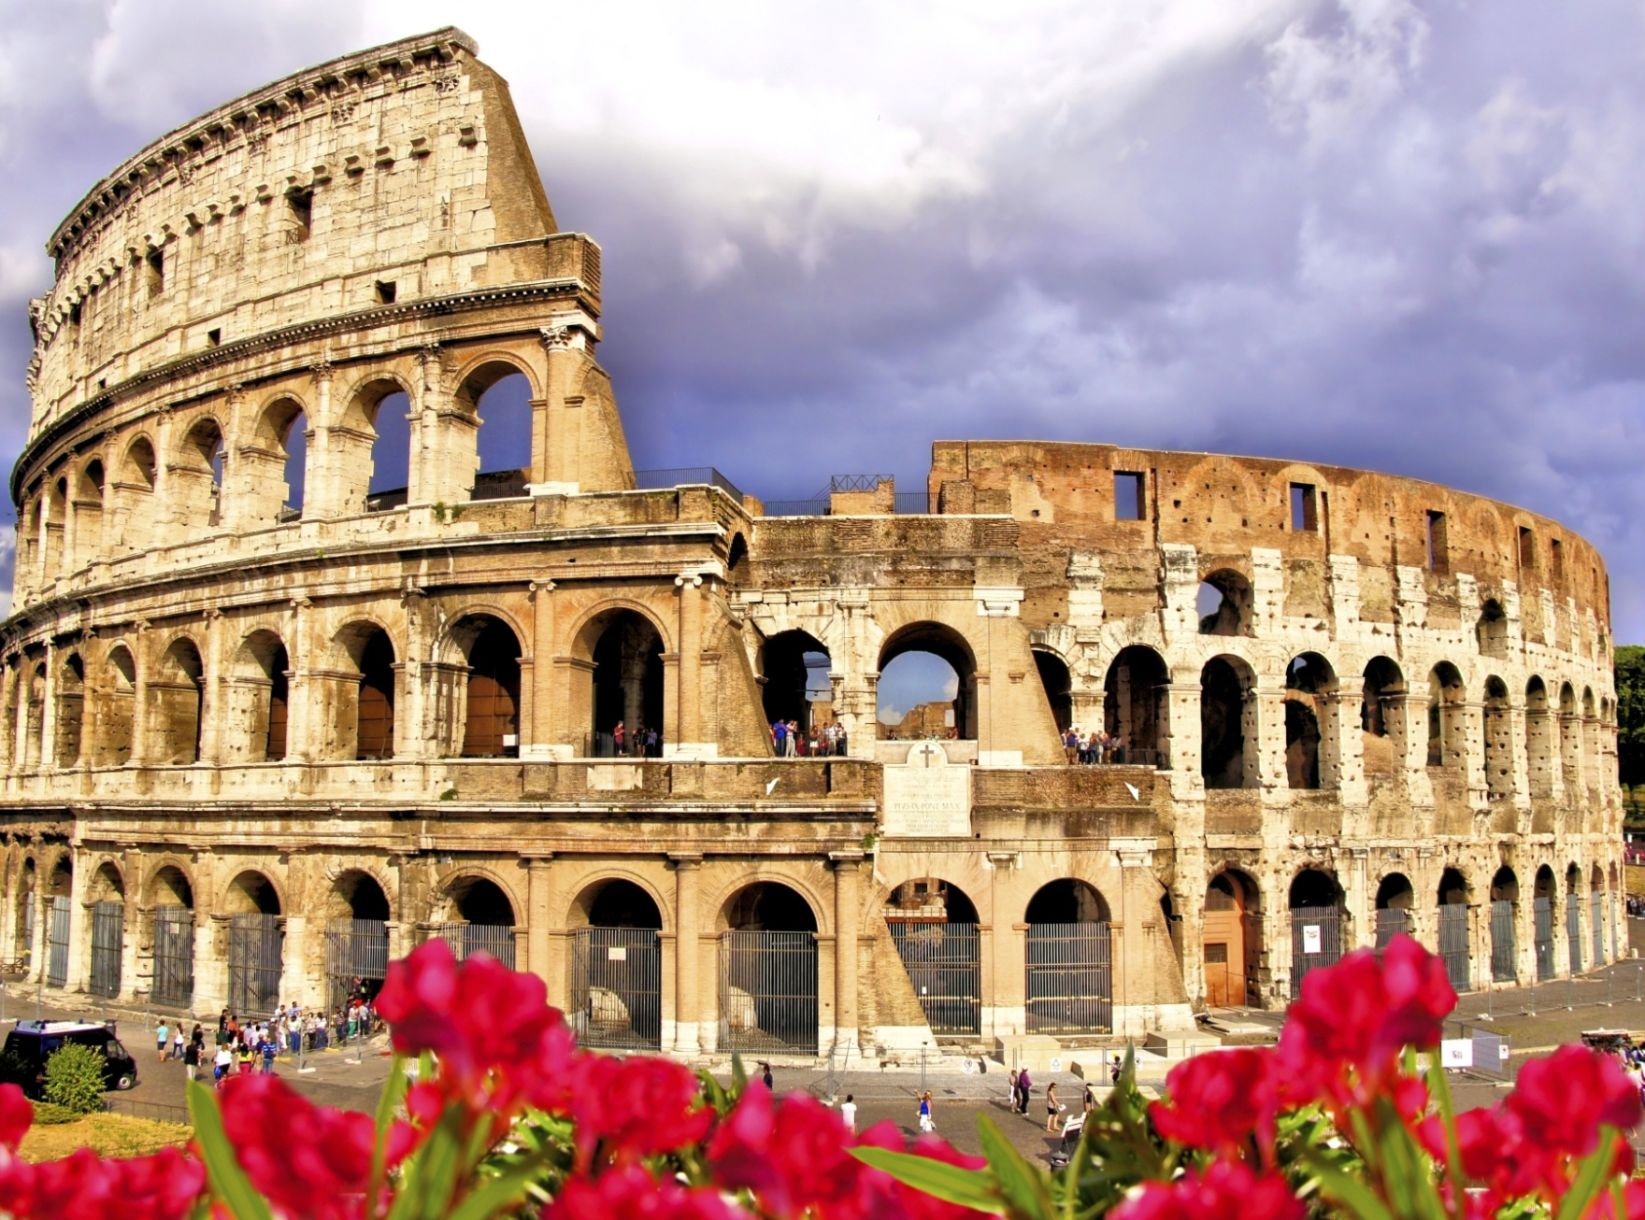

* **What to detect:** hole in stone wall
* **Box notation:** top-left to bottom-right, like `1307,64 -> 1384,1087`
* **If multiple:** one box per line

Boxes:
1114,471 -> 1145,521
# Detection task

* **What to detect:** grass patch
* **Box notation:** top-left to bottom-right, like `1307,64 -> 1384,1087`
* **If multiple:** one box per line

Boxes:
18,1111 -> 190,1163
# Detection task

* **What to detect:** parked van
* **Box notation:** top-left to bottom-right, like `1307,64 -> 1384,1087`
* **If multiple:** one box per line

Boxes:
0,1020 -> 138,1097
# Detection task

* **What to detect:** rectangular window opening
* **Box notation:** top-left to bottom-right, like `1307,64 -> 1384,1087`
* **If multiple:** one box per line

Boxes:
144,248 -> 164,298
1551,538 -> 1564,583
1518,526 -> 1536,571
375,280 -> 397,304
1114,470 -> 1145,521
206,328 -> 221,347
1426,510 -> 1449,574
287,188 -> 313,242
1290,482 -> 1317,532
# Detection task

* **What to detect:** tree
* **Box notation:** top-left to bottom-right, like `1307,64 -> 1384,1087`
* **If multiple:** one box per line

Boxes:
1618,644 -> 1645,800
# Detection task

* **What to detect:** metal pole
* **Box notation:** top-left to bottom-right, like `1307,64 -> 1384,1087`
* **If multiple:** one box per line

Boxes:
920,1043 -> 928,1096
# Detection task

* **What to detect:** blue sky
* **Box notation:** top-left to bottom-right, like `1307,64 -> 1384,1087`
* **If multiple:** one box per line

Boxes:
3,0 -> 1644,649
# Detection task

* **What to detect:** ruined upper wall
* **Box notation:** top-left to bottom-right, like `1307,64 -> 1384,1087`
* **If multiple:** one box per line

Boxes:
929,440 -> 1613,639
26,27 -> 563,436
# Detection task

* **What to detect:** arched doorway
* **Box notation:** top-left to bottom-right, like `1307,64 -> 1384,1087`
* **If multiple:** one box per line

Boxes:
1202,870 -> 1260,1007
1200,657 -> 1256,789
332,624 -> 396,760
1025,879 -> 1112,1033
87,862 -> 125,998
453,616 -> 521,757
148,866 -> 195,1008
232,630 -> 289,763
1360,657 -> 1405,784
1104,646 -> 1169,766
1428,663 -> 1466,768
1524,677 -> 1553,798
1437,868 -> 1470,992
152,637 -> 204,764
1289,869 -> 1345,997
325,870 -> 392,1012
877,623 -> 976,741
1483,678 -> 1512,801
96,645 -> 136,766
569,878 -> 663,1050
1489,867 -> 1518,983
45,857 -> 73,988
760,629 -> 833,748
224,871 -> 283,1019
55,653 -> 85,768
434,876 -> 517,967
588,610 -> 665,757
718,881 -> 818,1054
1565,863 -> 1583,973
884,878 -> 981,1036
1374,873 -> 1414,948
1591,865 -> 1607,967
1533,865 -> 1556,981
1033,650 -> 1073,735
461,365 -> 533,501
1284,653 -> 1337,789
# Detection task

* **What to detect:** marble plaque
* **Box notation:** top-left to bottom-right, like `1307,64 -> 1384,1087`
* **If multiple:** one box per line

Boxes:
882,742 -> 972,838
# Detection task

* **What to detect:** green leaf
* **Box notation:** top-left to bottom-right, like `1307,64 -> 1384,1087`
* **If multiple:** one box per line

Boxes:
730,1053 -> 748,1093
849,1146 -> 1006,1214
187,1079 -> 276,1220
368,1053 -> 411,1215
1302,1148 -> 1399,1220
1554,1127 -> 1624,1220
444,1164 -> 540,1220
977,1114 -> 1058,1220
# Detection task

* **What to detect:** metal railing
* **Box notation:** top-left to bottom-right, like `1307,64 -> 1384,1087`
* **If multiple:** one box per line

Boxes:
632,467 -> 746,500
570,927 -> 662,1050
718,930 -> 818,1055
89,900 -> 123,998
1025,922 -> 1112,1034
152,907 -> 194,1008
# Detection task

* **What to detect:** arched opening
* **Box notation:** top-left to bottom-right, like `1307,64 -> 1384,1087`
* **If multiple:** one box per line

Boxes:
224,871 -> 282,1019
346,380 -> 413,512
1489,867 -> 1518,983
1103,645 -> 1169,767
1360,657 -> 1406,782
760,629 -> 834,750
54,653 -> 85,768
1580,688 -> 1598,797
453,616 -> 521,758
878,623 -> 976,741
115,438 -> 156,554
461,365 -> 533,501
1590,864 -> 1607,967
94,646 -> 137,767
1475,599 -> 1508,660
1289,868 -> 1345,997
1203,870 -> 1261,1008
1200,656 -> 1256,789
1197,569 -> 1253,636
326,870 -> 392,1011
44,856 -> 73,988
324,624 -> 397,760
88,862 -> 125,998
1033,649 -> 1073,735
254,398 -> 309,524
176,416 -> 226,531
14,859 -> 35,965
885,878 -> 982,1035
1533,865 -> 1557,980
23,663 -> 45,770
1374,873 -> 1415,948
72,460 -> 105,569
1025,879 -> 1112,1033
229,631 -> 289,764
1565,862 -> 1583,973
1427,663 -> 1466,768
1284,653 -> 1338,789
587,610 -> 665,757
1525,677 -> 1554,798
435,876 -> 517,967
1437,867 -> 1470,991
726,533 -> 748,575
1483,677 -> 1512,801
1559,683 -> 1580,796
42,479 -> 66,577
719,881 -> 818,1054
151,637 -> 204,764
570,879 -> 663,1050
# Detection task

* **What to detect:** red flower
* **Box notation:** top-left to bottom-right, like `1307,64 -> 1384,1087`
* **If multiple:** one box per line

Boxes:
1499,1045 -> 1642,1196
1113,1159 -> 1304,1220
547,1164 -> 746,1219
1277,934 -> 1454,1107
854,1122 -> 991,1219
1150,1048 -> 1280,1156
1416,1106 -> 1511,1184
1597,1179 -> 1645,1219
0,1146 -> 205,1220
566,1054 -> 713,1164
0,1085 -> 31,1152
709,1086 -> 857,1216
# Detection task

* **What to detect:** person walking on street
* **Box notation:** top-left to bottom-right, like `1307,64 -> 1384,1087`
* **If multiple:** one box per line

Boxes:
917,1091 -> 935,1133
1016,1067 -> 1032,1115
183,1037 -> 200,1082
1045,1082 -> 1063,1131
760,1061 -> 774,1092
840,1094 -> 857,1133
155,1021 -> 169,1065
1007,1067 -> 1019,1109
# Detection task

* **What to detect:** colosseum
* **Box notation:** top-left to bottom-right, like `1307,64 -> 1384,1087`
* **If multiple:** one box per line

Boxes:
0,28 -> 1624,1063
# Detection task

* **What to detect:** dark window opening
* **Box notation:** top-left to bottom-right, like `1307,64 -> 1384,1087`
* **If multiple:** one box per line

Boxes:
1426,510 -> 1448,574
375,280 -> 396,304
1290,483 -> 1318,532
207,328 -> 221,347
1551,538 -> 1564,583
1114,471 -> 1145,521
287,189 -> 313,242
145,248 -> 164,298
1518,526 -> 1536,571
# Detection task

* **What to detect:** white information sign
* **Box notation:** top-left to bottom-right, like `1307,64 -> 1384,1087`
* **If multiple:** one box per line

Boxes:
881,743 -> 972,838
1441,1039 -> 1474,1069
1302,925 -> 1322,954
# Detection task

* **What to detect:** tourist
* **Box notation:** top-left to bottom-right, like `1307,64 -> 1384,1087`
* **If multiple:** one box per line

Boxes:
1045,1081 -> 1063,1131
1083,1082 -> 1095,1113
182,1035 -> 200,1082
213,1044 -> 232,1086
172,1025 -> 185,1060
771,720 -> 786,756
840,1093 -> 857,1133
645,726 -> 659,757
237,1040 -> 256,1075
760,1061 -> 774,1091
1016,1066 -> 1032,1114
1007,1067 -> 1019,1108
259,1031 -> 276,1075
630,722 -> 646,758
917,1091 -> 935,1133
155,1020 -> 169,1065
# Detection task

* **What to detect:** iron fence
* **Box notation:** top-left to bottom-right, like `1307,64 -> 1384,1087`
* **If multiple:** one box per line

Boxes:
89,901 -> 123,998
151,907 -> 194,1007
1566,898 -> 1584,973
227,913 -> 283,1019
1438,903 -> 1470,992
46,896 -> 71,988
570,926 -> 662,1050
1490,900 -> 1517,983
887,920 -> 981,1036
718,930 -> 818,1055
1289,906 -> 1344,999
430,922 -> 516,968
1025,922 -> 1112,1034
326,918 -> 389,1010
632,467 -> 746,500
1374,908 -> 1410,949
1534,896 -> 1554,981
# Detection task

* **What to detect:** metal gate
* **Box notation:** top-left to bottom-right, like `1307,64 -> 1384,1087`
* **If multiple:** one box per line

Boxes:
1490,900 -> 1516,983
570,927 -> 662,1050
1025,922 -> 1112,1034
1533,896 -> 1554,980
227,913 -> 283,1018
89,901 -> 124,997
888,920 -> 981,1036
46,895 -> 71,987
1374,908 -> 1410,949
1290,906 -> 1343,999
1591,894 -> 1605,965
326,918 -> 389,1011
1437,904 -> 1470,992
717,930 -> 817,1054
152,907 -> 194,1007
1566,898 -> 1583,973
431,922 -> 516,968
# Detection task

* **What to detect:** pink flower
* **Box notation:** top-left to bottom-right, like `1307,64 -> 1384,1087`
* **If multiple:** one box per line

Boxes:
1150,1048 -> 1280,1156
547,1164 -> 746,1219
0,1085 -> 31,1152
0,1146 -> 205,1220
1114,1159 -> 1304,1220
567,1055 -> 713,1164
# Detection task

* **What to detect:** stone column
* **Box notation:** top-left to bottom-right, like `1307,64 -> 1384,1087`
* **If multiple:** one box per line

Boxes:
1331,690 -> 1366,805
1162,683 -> 1202,796
283,598 -> 315,762
197,914 -> 226,1016
523,582 -> 558,760
831,852 -> 863,1055
64,850 -> 89,993
37,643 -> 56,772
671,854 -> 703,1054
281,914 -> 309,1011
986,852 -> 1024,1035
670,573 -> 706,757
525,855 -> 554,987
1255,688 -> 1288,793
198,609 -> 227,765
399,589 -> 429,759
1392,690 -> 1433,807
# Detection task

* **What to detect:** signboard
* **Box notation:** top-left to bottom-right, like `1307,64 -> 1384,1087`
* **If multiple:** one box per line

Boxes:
1441,1039 -> 1474,1069
1302,925 -> 1322,954
881,743 -> 972,838
608,946 -> 627,961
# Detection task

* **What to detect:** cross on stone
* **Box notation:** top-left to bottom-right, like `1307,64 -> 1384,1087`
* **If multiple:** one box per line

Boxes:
916,742 -> 941,767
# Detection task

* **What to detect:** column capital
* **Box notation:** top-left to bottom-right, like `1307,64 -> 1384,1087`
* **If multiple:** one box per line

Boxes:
668,852 -> 704,868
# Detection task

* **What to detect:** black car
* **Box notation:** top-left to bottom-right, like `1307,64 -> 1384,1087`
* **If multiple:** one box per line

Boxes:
0,1020 -> 139,1097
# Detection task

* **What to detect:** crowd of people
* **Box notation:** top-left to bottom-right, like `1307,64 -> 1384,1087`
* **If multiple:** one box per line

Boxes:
770,719 -> 847,757
1059,727 -> 1127,765
610,722 -> 663,758
154,989 -> 381,1087
1627,894 -> 1645,918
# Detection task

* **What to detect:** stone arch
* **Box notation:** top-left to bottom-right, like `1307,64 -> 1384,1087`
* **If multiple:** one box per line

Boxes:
151,635 -> 204,764
1475,599 -> 1508,660
323,867 -> 393,1007
883,876 -> 981,924
328,868 -> 392,922
1489,865 -> 1519,983
1360,657 -> 1406,782
22,660 -> 45,769
568,875 -> 666,930
434,868 -> 522,928
1374,870 -> 1415,947
443,613 -> 523,758
1427,662 -> 1466,768
1284,652 -> 1338,790
717,878 -> 822,934
228,628 -> 289,763
93,643 -> 137,767
1202,868 -> 1260,1007
86,859 -> 126,996
1436,866 -> 1471,988
54,650 -> 85,768
454,356 -> 538,502
878,621 -> 979,741
1025,879 -> 1113,1033
1564,861 -> 1584,972
1103,644 -> 1169,765
1032,647 -> 1073,735
336,374 -> 415,513
12,856 -> 35,961
173,414 -> 226,533
1197,567 -> 1254,637
221,869 -> 283,916
1201,654 -> 1256,789
323,619 -> 398,760
1533,863 -> 1557,980
72,457 -> 105,569
248,394 -> 310,524
1524,676 -> 1554,797
726,532 -> 748,576
143,862 -> 196,909
760,628 -> 833,738
1477,676 -> 1510,800
717,878 -> 821,1053
1580,686 -> 1599,794
221,869 -> 283,1018
86,858 -> 124,902
882,876 -> 984,1034
1025,878 -> 1112,924
567,873 -> 668,1050
1289,866 -> 1346,997
574,603 -> 669,756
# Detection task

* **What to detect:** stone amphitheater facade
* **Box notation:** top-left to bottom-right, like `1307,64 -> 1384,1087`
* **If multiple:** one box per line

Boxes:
0,29 -> 1623,1061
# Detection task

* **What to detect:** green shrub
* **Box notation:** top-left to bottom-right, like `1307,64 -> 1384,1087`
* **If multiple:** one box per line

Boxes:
42,1043 -> 106,1115
31,1101 -> 80,1125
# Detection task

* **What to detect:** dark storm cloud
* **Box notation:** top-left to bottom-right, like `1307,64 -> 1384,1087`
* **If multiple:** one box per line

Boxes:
1,0 -> 1642,641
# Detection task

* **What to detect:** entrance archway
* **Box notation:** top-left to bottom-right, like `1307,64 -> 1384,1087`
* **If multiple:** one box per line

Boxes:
718,881 -> 818,1054
1024,879 -> 1112,1033
87,862 -> 125,998
1033,650 -> 1073,735
1374,873 -> 1414,948
454,616 -> 521,757
877,623 -> 976,740
1591,865 -> 1607,966
570,879 -> 663,1050
147,866 -> 195,1008
1565,863 -> 1583,973
326,870 -> 392,1011
1103,646 -> 1169,766
1533,865 -> 1556,980
1200,657 -> 1256,789
434,876 -> 517,967
885,878 -> 981,1036
1437,868 -> 1470,992
1489,867 -> 1518,983
223,871 -> 282,1019
1289,868 -> 1345,997
1360,657 -> 1405,783
588,610 -> 665,757
1202,870 -> 1260,1007
45,857 -> 73,988
152,637 -> 204,764
1284,653 -> 1337,789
